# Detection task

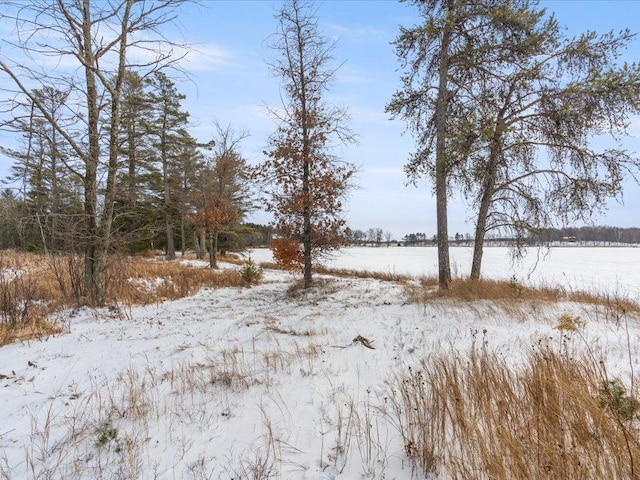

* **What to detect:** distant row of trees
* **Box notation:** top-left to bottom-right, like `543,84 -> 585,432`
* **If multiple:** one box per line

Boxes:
401,228 -> 640,246
402,232 -> 469,244
533,226 -> 640,245
345,228 -> 394,245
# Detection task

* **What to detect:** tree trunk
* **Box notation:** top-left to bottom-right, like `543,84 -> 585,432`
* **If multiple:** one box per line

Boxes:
96,0 -> 133,303
298,21 -> 313,289
471,122 -> 503,280
165,221 -> 175,260
200,231 -> 207,259
208,231 -> 217,269
180,215 -> 186,257
470,184 -> 493,280
434,0 -> 454,290
212,229 -> 219,268
302,163 -> 312,288
81,0 -> 101,306
193,232 -> 201,259
161,109 -> 176,260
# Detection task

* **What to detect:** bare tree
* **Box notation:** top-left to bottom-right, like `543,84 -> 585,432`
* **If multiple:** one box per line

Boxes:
384,230 -> 393,246
257,0 -> 357,288
0,0 -> 188,305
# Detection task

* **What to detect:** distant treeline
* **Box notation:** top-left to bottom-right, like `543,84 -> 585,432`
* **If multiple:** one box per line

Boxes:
532,226 -> 640,244
348,226 -> 640,247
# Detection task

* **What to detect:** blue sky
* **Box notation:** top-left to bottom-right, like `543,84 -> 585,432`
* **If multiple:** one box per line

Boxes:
2,0 -> 640,240
174,0 -> 640,239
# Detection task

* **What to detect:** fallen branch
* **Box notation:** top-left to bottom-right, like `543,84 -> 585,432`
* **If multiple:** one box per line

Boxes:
353,335 -> 375,350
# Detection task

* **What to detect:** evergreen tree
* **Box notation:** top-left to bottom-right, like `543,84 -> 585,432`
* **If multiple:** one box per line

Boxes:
145,71 -> 192,260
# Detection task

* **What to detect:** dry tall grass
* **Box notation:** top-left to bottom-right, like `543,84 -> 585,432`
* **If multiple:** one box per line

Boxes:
0,251 -> 248,346
0,338 -> 324,479
391,345 -> 640,479
404,276 -> 640,321
258,261 -> 413,283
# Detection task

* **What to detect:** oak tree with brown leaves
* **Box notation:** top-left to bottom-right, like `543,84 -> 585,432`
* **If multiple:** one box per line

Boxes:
257,0 -> 357,289
190,192 -> 237,269
191,123 -> 251,268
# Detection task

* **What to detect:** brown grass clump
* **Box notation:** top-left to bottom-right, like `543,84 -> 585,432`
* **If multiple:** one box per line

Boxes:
0,250 -> 248,346
259,260 -> 414,283
313,265 -> 413,283
436,276 -> 563,302
391,346 -> 640,479
105,256 -> 246,305
404,276 -> 640,320
0,251 -> 65,345
217,252 -> 245,265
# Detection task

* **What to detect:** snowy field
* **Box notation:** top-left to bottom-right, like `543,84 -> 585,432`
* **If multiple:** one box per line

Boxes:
1,249 -> 639,479
251,245 -> 640,301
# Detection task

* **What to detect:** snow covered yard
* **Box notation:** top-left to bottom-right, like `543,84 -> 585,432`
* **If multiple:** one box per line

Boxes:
249,246 -> 640,300
1,254 -> 640,479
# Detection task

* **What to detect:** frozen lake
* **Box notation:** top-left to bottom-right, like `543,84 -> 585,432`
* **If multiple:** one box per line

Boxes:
249,245 -> 640,300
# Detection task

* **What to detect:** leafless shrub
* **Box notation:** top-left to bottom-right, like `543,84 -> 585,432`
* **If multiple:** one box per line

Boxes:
45,253 -> 84,305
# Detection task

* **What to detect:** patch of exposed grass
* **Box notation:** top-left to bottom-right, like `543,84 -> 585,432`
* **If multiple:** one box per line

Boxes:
314,265 -> 412,283
0,250 -> 250,346
258,261 -> 413,283
106,255 -> 246,305
391,345 -> 640,479
0,318 -> 65,347
404,276 -> 640,320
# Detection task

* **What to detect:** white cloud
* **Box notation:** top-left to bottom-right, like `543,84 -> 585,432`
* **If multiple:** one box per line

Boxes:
323,22 -> 387,45
180,44 -> 233,72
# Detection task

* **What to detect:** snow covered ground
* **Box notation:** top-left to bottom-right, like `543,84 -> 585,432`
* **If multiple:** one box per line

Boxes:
1,248 -> 639,479
250,246 -> 640,301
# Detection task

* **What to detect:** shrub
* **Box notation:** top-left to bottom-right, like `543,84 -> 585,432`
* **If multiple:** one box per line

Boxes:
95,420 -> 118,447
270,238 -> 303,271
238,258 -> 263,285
600,380 -> 639,421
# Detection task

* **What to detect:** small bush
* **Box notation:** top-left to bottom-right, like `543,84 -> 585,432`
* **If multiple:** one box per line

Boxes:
238,258 -> 263,285
270,238 -> 303,271
600,380 -> 639,421
507,274 -> 523,296
95,421 -> 118,447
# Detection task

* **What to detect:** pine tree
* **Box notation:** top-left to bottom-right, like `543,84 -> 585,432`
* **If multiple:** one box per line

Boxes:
145,72 -> 192,260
